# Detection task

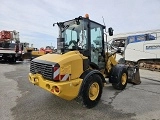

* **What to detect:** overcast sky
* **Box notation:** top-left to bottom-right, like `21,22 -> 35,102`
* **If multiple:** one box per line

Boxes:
0,0 -> 160,48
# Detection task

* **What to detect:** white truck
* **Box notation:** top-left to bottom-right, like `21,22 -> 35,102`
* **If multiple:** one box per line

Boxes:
109,32 -> 160,71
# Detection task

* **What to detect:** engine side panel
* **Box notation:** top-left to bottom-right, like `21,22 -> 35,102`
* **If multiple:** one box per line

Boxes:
33,51 -> 88,80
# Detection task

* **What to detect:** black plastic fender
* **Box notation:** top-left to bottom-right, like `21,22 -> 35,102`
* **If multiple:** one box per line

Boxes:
78,69 -> 105,96
109,64 -> 128,83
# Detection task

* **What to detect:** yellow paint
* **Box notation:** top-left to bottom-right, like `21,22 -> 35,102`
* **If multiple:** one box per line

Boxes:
60,65 -> 71,75
35,51 -> 88,80
121,73 -> 127,85
29,50 -> 120,101
31,51 -> 45,56
106,52 -> 118,73
89,82 -> 99,101
29,73 -> 82,100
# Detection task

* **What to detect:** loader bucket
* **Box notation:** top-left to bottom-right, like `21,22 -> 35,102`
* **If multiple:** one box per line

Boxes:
127,66 -> 141,85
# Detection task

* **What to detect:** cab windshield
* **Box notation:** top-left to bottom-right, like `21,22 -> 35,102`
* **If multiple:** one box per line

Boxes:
58,19 -> 88,50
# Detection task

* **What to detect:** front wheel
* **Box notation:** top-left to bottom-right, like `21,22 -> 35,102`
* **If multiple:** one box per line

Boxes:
80,74 -> 103,108
112,68 -> 128,90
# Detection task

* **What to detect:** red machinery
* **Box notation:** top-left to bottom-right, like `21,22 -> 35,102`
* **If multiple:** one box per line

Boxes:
39,46 -> 53,54
0,30 -> 23,62
0,31 -> 12,41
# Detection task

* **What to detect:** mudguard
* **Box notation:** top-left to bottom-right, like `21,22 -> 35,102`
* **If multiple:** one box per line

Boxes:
109,64 -> 141,85
109,64 -> 127,83
78,69 -> 105,96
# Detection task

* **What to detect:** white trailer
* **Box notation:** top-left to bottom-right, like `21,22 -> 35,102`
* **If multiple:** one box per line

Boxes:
108,30 -> 160,71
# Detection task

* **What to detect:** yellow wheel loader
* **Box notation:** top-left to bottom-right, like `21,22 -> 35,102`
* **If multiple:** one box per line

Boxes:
30,46 -> 53,60
28,15 -> 141,108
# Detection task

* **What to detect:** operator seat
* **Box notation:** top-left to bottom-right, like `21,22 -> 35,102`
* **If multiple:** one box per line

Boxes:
68,40 -> 77,49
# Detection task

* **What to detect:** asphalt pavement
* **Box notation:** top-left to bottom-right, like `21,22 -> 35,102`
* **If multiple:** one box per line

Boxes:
0,61 -> 160,120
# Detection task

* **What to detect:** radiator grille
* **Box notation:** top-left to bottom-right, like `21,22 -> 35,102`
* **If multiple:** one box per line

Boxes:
30,61 -> 53,80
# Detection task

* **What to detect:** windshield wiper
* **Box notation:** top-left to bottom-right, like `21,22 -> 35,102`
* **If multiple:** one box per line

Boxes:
61,25 -> 69,32
57,22 -> 70,33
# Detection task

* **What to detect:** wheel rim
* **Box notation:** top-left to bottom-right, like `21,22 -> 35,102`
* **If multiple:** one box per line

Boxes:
89,82 -> 99,101
121,73 -> 127,85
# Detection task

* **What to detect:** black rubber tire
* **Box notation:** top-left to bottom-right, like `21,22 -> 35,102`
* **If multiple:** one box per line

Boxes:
3,58 -> 7,62
9,57 -> 16,63
81,74 -> 103,108
12,57 -> 16,63
112,68 -> 128,90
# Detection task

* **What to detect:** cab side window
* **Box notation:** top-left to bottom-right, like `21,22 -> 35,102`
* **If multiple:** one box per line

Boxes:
90,22 -> 105,69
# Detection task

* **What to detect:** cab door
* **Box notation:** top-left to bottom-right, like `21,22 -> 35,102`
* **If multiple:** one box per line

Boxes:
90,22 -> 105,70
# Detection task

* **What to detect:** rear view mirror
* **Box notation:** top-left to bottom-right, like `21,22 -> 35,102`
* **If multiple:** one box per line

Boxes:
108,27 -> 113,36
53,23 -> 57,27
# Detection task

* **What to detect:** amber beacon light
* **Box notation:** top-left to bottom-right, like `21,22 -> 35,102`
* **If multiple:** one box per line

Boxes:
85,14 -> 89,18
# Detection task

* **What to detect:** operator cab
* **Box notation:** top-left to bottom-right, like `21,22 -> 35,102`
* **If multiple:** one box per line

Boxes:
56,15 -> 113,70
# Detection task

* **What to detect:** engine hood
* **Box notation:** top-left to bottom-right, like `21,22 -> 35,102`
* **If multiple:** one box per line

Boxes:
32,51 -> 88,80
34,53 -> 61,63
33,51 -> 87,65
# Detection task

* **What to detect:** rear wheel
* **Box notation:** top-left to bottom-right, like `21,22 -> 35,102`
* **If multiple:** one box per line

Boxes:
9,57 -> 16,63
81,74 -> 103,108
112,68 -> 128,90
